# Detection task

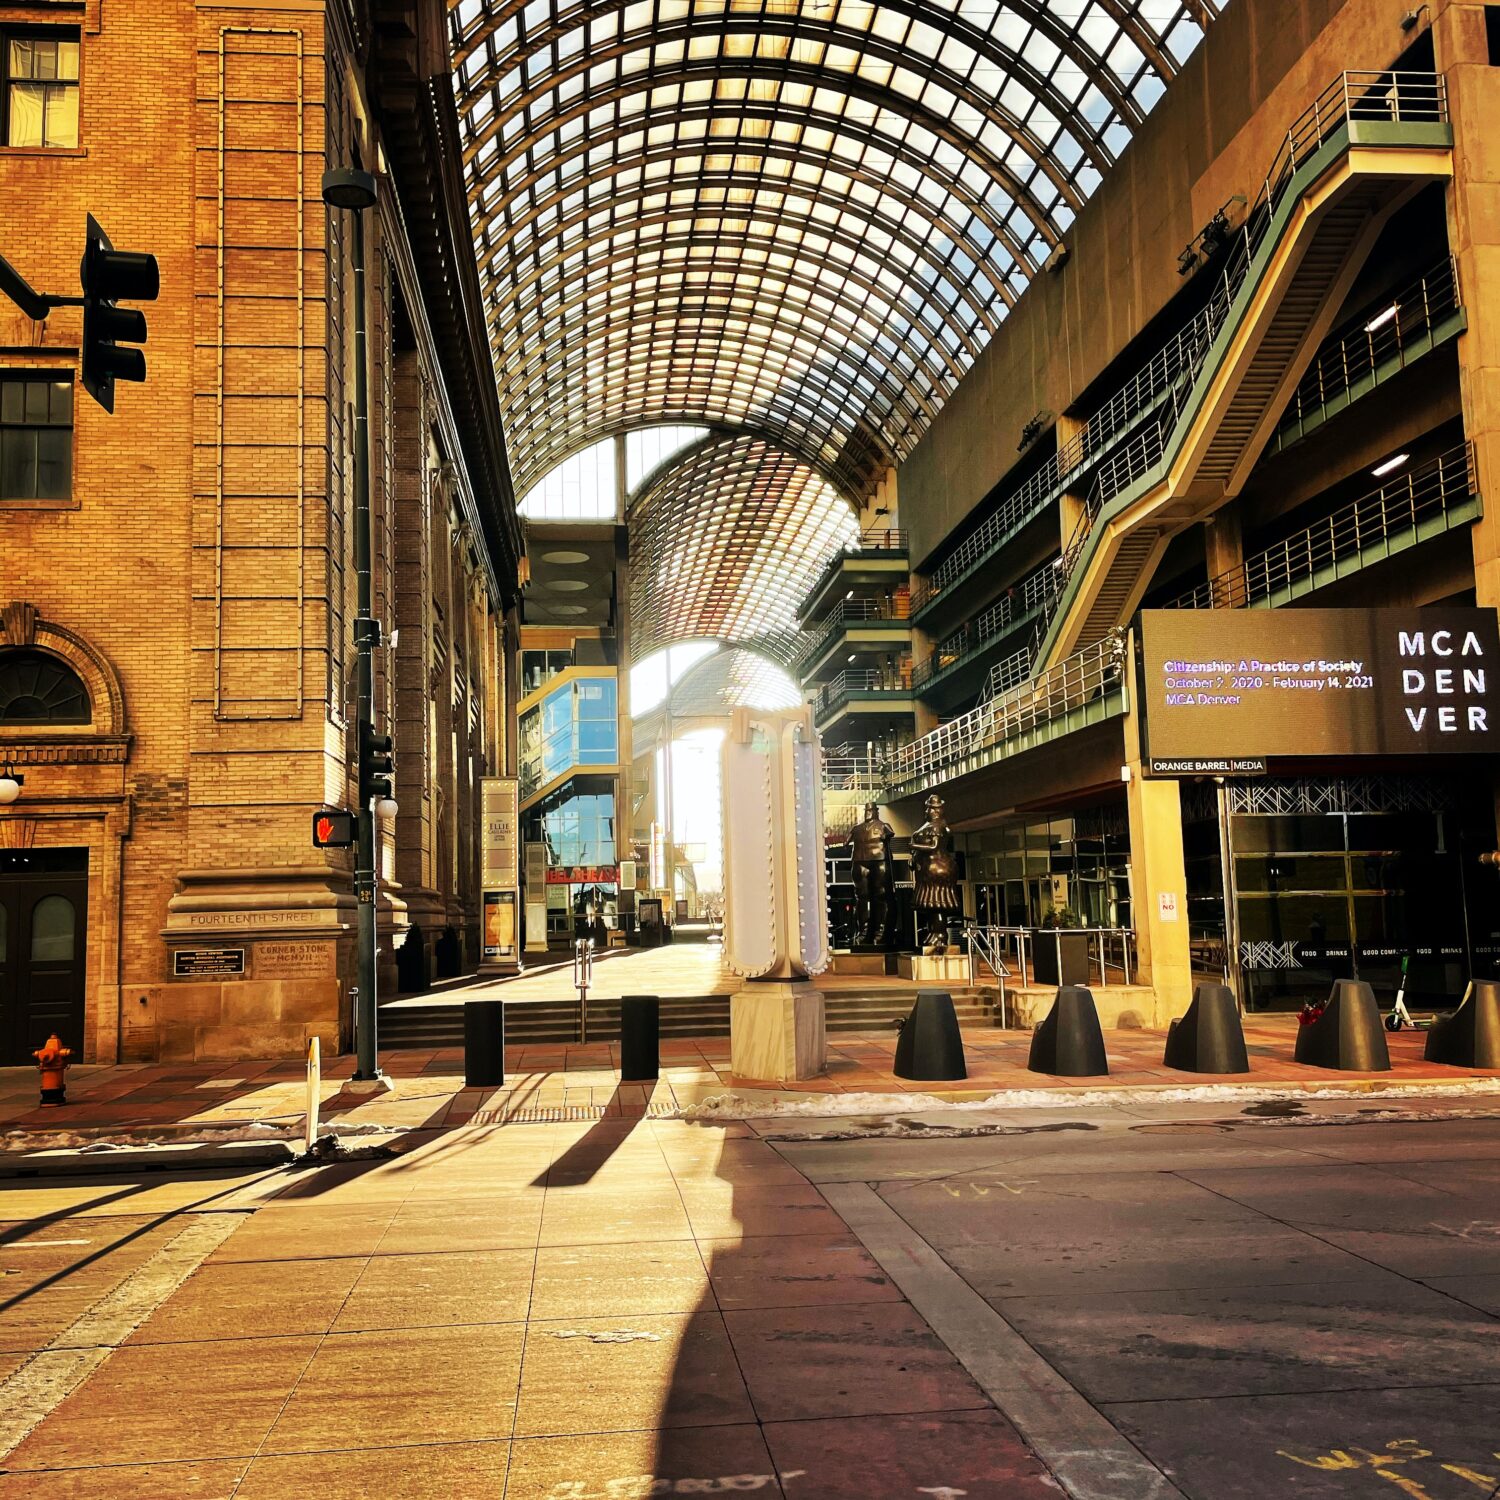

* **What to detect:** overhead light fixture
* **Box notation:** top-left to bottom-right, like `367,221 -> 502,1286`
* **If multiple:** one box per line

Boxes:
847,653 -> 858,663
1364,304 -> 1399,334
0,769 -> 23,805
1372,452 -> 1410,477
845,589 -> 855,600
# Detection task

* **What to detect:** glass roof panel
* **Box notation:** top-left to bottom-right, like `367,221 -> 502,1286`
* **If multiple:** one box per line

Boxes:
453,0 -> 1227,504
628,433 -> 858,662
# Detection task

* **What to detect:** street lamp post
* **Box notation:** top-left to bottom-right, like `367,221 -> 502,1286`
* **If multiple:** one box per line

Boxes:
323,166 -> 384,1085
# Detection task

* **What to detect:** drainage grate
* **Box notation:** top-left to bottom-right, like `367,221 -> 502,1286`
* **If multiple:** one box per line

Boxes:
468,1102 -> 681,1125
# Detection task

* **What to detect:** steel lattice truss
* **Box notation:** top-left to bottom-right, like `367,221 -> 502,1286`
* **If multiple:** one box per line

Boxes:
628,433 -> 858,660
450,0 -> 1224,646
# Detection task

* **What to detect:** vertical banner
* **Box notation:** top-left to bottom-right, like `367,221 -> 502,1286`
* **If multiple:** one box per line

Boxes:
480,777 -> 520,969
524,840 -> 550,953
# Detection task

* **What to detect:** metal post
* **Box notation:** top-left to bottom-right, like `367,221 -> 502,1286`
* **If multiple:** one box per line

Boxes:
350,194 -> 381,1083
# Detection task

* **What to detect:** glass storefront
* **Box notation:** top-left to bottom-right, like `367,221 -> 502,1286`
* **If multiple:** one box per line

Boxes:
524,778 -> 619,940
1183,776 -> 1499,1012
963,805 -> 1132,931
519,673 -> 619,798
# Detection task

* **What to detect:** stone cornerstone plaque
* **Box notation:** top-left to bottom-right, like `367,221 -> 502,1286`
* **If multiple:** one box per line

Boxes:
254,940 -> 338,979
173,948 -> 246,978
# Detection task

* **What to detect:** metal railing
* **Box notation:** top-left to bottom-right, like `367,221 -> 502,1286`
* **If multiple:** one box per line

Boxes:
910,282 -> 1223,617
844,527 -> 909,552
1168,442 -> 1478,609
814,664 -> 914,717
1275,257 -> 1460,446
979,925 -> 1137,991
963,922 -> 1012,1025
822,751 -> 886,794
912,559 -> 1060,690
794,595 -> 910,671
889,631 -> 1127,794
1034,70 -> 1449,656
981,646 -> 1034,702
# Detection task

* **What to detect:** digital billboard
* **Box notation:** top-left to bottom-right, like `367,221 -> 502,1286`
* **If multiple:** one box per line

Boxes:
1139,608 -> 1500,774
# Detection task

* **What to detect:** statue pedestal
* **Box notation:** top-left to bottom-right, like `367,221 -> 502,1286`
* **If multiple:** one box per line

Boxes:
730,983 -> 826,1082
901,953 -> 971,984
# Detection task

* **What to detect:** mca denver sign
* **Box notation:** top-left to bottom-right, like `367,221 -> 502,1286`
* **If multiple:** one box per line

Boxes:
1396,623 -> 1490,739
1139,608 -> 1500,766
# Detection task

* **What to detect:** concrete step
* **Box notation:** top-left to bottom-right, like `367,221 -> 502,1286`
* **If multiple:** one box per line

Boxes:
379,986 -> 999,1048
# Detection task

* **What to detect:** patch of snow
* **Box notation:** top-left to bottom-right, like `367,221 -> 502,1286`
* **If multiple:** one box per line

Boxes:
672,1078 -> 1500,1122
546,1329 -> 662,1344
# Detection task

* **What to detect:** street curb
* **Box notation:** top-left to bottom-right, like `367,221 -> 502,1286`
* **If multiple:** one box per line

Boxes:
0,1140 -> 298,1178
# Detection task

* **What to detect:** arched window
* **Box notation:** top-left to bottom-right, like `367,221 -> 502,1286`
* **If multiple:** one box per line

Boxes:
0,649 -> 90,725
30,894 -> 76,962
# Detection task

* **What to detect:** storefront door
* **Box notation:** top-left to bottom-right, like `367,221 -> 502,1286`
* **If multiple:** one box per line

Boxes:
0,850 -> 88,1065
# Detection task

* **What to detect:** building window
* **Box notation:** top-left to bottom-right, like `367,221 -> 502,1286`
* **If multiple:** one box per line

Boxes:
0,376 -> 73,501
0,649 -> 91,724
3,30 -> 80,148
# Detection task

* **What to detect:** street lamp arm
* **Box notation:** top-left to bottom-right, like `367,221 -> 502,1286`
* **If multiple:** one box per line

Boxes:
0,249 -> 59,321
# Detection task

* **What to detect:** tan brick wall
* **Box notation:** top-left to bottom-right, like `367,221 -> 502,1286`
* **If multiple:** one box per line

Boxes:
0,0 -> 515,1060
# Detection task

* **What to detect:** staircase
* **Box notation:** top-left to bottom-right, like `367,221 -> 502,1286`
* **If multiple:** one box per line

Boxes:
1032,70 -> 1453,671
378,986 -> 1001,1048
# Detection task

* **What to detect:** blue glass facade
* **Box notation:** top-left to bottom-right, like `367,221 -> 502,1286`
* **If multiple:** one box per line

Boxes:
520,674 -> 619,797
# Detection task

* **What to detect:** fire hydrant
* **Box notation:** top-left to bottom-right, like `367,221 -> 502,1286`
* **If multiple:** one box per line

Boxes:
34,1034 -> 72,1106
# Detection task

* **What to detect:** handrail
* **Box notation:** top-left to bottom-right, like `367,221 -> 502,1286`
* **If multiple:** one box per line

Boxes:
815,664 -> 914,715
1167,442 -> 1478,609
912,558 -> 1060,690
889,631 -> 1126,794
1275,255 -> 1460,446
1032,70 -> 1450,660
794,594 -> 910,670
979,924 -> 1137,990
822,752 -> 885,792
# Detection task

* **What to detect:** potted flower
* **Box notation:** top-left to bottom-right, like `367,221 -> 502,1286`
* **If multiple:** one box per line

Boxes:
1033,906 -> 1090,987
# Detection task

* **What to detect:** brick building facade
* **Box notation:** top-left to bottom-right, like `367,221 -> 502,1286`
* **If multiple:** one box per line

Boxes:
0,0 -> 522,1063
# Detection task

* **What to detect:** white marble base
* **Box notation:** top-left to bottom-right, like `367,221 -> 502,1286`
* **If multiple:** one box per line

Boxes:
900,953 -> 971,984
730,983 -> 827,1082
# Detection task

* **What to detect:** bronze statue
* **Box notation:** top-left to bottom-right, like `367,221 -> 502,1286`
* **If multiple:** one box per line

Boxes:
911,793 -> 960,954
849,801 -> 894,946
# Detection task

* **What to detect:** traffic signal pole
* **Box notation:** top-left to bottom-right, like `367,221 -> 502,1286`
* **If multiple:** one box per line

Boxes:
348,182 -> 382,1085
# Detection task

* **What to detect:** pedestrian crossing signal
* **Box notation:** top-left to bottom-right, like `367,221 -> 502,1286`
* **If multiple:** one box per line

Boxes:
312,809 -> 356,848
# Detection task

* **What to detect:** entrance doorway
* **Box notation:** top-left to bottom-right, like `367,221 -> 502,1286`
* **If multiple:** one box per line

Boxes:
0,849 -> 88,1064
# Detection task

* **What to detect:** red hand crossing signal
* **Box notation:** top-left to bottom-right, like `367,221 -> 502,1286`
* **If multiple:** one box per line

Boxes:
312,808 -> 356,848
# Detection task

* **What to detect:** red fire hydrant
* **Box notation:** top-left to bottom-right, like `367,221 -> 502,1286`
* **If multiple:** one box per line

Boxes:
34,1034 -> 72,1106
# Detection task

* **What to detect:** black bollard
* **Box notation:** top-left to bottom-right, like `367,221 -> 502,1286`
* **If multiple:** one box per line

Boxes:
1028,985 -> 1109,1077
1294,980 -> 1390,1071
1425,979 -> 1500,1068
464,999 -> 505,1088
1163,983 -> 1250,1074
620,994 -> 661,1082
893,990 -> 967,1081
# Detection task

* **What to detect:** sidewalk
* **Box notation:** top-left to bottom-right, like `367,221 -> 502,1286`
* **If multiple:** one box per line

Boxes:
3,1017 -> 1496,1137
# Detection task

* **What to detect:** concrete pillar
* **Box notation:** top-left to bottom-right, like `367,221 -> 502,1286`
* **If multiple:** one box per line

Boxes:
1203,506 -> 1244,593
1123,658 -> 1194,1023
1434,4 -> 1500,833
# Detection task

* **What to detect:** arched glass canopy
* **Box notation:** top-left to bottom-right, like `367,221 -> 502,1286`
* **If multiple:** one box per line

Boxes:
452,0 -> 1226,503
628,433 -> 857,662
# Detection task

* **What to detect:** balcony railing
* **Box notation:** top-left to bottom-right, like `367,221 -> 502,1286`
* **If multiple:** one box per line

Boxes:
1034,71 -> 1450,657
814,666 -> 915,718
793,596 -> 910,672
822,750 -> 887,794
1275,257 -> 1461,448
888,632 -> 1127,796
912,560 -> 1060,691
1167,443 -> 1478,610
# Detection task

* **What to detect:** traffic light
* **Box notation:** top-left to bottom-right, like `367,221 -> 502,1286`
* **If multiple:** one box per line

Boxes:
358,724 -> 394,804
80,214 -> 159,412
312,808 -> 357,849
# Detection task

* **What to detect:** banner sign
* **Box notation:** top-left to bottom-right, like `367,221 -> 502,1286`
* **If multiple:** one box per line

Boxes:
545,865 -> 619,885
480,778 -> 520,968
1140,608 -> 1500,767
480,777 -> 519,890
482,889 -> 517,961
